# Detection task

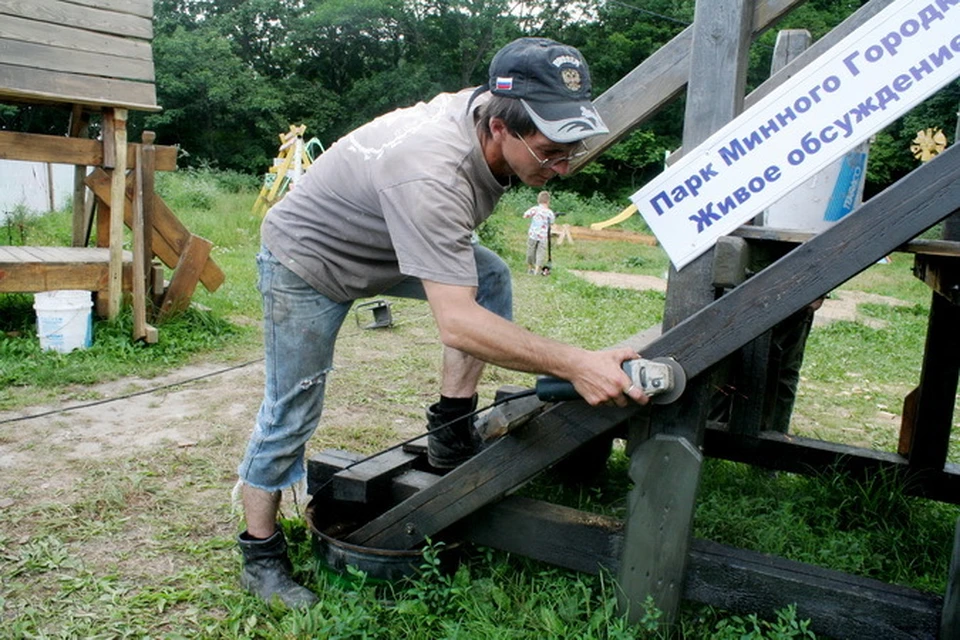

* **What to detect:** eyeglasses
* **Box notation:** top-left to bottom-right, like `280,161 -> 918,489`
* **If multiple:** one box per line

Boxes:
514,134 -> 588,169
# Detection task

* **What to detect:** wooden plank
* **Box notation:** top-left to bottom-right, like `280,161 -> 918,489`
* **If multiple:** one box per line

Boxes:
158,235 -> 212,318
106,107 -> 127,320
85,169 -> 225,292
344,402 -> 637,548
565,226 -> 657,245
577,0 -> 892,166
0,63 -> 157,111
0,246 -> 132,292
332,448 -> 420,504
140,132 -> 156,301
0,131 -> 177,171
461,496 -> 942,640
344,144 -> 960,551
464,497 -> 624,575
307,449 -> 365,496
0,37 -> 154,81
733,226 -> 960,258
132,146 -> 147,340
66,0 -> 152,19
0,14 -> 151,59
0,0 -> 153,40
618,435 -> 703,621
686,538 -> 942,640
702,428 -> 960,505
70,105 -> 90,247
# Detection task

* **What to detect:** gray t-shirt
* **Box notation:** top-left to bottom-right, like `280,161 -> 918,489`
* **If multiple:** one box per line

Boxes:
261,89 -> 505,302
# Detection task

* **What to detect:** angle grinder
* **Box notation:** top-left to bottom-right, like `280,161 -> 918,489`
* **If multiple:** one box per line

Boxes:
534,356 -> 687,405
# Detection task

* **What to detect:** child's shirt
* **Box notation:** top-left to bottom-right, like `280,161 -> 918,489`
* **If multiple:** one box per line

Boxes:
524,204 -> 555,242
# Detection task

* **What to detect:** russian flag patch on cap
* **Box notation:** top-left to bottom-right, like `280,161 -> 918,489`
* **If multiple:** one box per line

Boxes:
495,76 -> 513,91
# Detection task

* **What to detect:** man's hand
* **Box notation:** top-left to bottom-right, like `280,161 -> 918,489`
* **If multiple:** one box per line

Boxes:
567,347 -> 650,407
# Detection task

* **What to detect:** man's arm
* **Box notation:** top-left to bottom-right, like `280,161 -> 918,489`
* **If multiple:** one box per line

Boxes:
422,279 -> 647,407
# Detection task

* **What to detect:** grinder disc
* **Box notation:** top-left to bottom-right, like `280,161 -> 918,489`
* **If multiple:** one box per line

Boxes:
649,357 -> 687,405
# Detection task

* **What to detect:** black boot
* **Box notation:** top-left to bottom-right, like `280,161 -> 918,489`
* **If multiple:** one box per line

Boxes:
426,395 -> 480,469
238,530 -> 318,608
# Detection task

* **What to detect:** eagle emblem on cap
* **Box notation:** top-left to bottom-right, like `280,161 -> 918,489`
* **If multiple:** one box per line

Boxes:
561,68 -> 582,92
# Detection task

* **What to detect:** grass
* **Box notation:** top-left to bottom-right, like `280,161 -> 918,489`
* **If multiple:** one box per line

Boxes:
1,173 -> 958,638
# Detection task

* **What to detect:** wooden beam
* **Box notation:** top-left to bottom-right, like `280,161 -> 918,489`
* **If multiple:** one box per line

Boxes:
618,435 -> 703,620
0,63 -> 158,111
85,169 -> 225,292
131,146 -> 153,342
344,402 -> 637,548
157,235 -> 212,319
69,105 -> 91,247
0,246 -> 131,292
577,0 -> 894,166
342,143 -> 960,551
701,428 -> 960,504
105,107 -> 127,319
622,0 -> 753,625
0,131 -> 177,171
460,496 -> 943,640
140,132 -> 156,303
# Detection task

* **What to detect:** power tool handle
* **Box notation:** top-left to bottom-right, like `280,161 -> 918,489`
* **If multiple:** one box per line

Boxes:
534,377 -> 580,402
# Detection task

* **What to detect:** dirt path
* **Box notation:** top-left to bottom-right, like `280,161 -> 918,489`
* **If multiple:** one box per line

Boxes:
570,270 -> 912,328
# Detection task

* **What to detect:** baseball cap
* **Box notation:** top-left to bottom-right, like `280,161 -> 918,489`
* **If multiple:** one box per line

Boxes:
488,37 -> 609,144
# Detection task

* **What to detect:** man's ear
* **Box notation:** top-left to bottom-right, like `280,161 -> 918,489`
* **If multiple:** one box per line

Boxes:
488,117 -> 509,141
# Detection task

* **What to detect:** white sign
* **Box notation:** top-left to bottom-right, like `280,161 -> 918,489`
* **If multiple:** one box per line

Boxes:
630,0 -> 960,269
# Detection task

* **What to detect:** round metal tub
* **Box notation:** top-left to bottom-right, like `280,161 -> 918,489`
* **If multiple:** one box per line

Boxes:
306,493 -> 461,581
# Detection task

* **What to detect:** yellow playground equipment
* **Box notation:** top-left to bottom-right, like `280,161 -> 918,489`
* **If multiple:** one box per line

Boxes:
253,124 -> 325,216
590,202 -> 638,230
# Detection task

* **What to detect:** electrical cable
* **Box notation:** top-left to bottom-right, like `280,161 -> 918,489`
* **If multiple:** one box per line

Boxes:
1,351 -> 541,494
0,357 -> 265,425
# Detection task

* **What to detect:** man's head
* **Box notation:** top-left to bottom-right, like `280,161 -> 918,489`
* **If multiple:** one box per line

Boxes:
487,37 -> 608,144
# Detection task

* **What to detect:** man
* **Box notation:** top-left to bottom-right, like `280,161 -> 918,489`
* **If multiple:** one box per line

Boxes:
236,37 -> 649,608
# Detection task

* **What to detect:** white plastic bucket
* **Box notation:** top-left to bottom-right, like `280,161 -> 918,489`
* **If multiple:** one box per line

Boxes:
33,290 -> 93,353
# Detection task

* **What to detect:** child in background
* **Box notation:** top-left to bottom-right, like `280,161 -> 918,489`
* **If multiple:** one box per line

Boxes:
524,190 -> 555,275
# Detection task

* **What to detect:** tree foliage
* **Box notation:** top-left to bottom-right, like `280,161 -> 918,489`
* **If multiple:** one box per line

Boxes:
125,0 -> 959,198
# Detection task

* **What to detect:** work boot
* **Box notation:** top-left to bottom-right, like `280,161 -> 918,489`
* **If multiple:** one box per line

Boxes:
238,530 -> 318,609
426,395 -> 480,469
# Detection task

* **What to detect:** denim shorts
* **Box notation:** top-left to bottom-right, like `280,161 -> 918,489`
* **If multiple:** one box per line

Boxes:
237,244 -> 513,492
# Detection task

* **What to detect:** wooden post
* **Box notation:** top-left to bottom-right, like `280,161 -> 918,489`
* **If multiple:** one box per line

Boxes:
131,147 -> 157,343
104,108 -> 128,320
727,29 -> 813,434
618,435 -> 703,622
618,0 -> 754,625
69,105 -> 91,247
902,211 -> 960,469
943,518 -> 960,639
45,162 -> 55,212
141,132 -> 156,304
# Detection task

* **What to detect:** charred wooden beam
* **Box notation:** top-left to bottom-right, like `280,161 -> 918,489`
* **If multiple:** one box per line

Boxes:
462,496 -> 943,640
